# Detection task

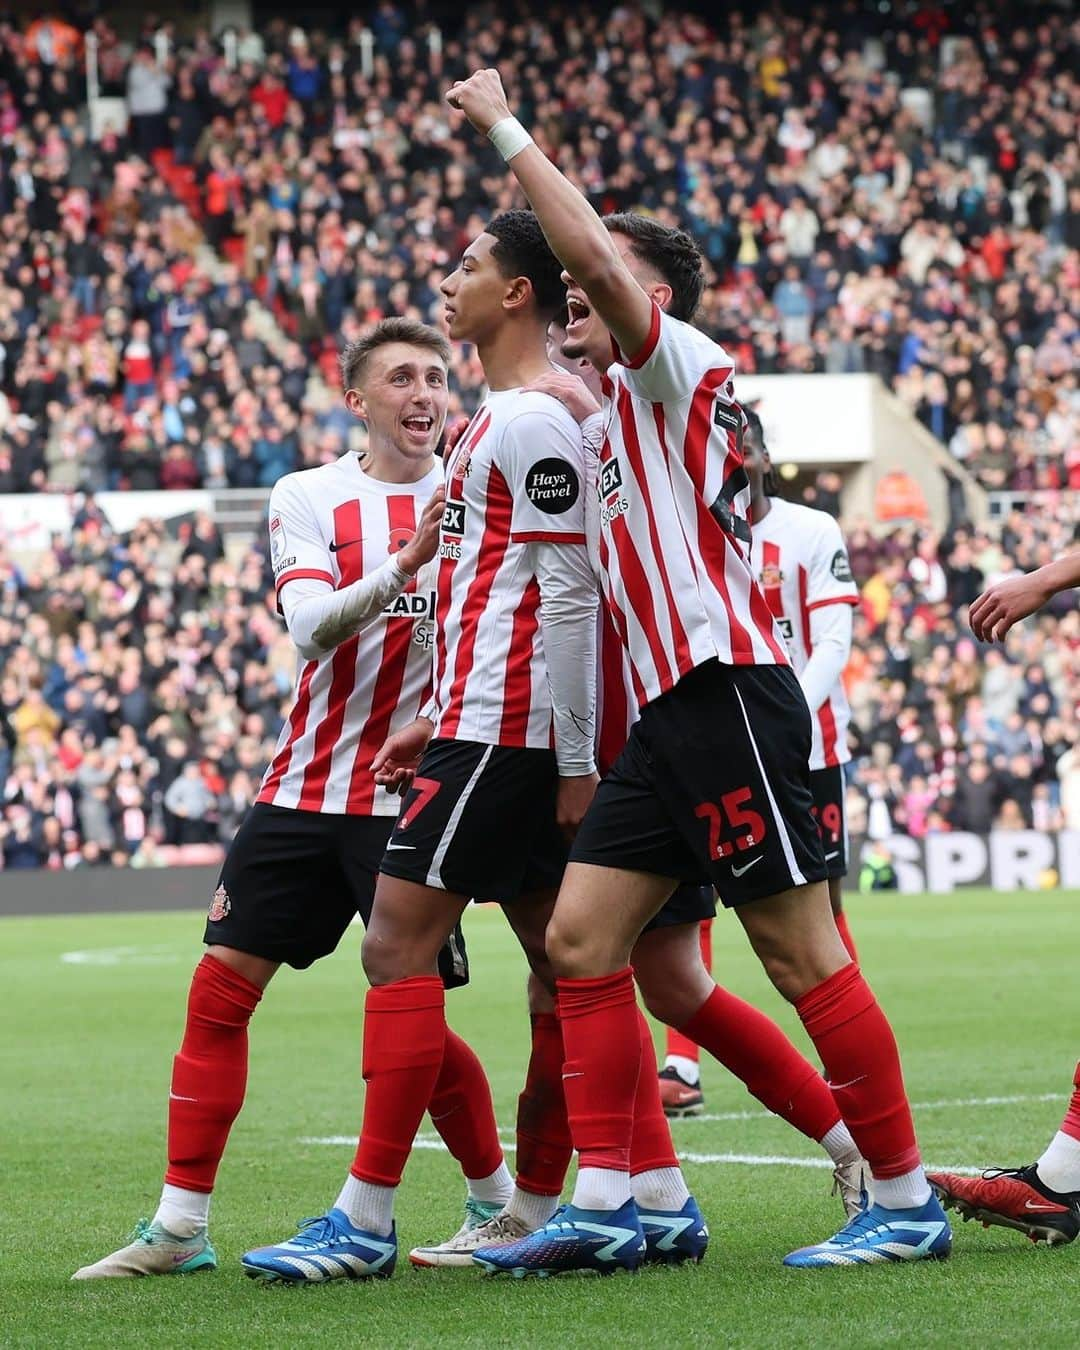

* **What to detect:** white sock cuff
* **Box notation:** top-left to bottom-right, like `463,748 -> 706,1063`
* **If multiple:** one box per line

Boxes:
819,1121 -> 858,1165
505,1187 -> 560,1229
872,1166 -> 931,1211
571,1166 -> 632,1212
466,1161 -> 514,1206
631,1166 -> 691,1212
154,1183 -> 211,1238
664,1054 -> 701,1085
335,1173 -> 395,1237
1036,1130 -> 1080,1195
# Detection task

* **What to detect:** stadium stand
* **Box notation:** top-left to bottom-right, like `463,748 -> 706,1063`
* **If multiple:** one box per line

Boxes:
0,3 -> 1076,869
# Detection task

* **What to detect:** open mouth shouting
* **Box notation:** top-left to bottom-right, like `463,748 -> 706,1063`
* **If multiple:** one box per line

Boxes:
401,413 -> 435,444
565,294 -> 592,338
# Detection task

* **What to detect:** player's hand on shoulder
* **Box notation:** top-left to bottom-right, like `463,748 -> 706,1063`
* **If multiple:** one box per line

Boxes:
397,487 -> 445,577
969,572 -> 1051,643
442,415 -> 470,455
526,371 -> 601,426
556,771 -> 600,841
372,717 -> 435,795
446,69 -> 512,135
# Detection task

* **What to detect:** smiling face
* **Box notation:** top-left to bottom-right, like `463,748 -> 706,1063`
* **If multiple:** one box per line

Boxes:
440,232 -> 519,345
560,231 -> 668,369
344,342 -> 449,465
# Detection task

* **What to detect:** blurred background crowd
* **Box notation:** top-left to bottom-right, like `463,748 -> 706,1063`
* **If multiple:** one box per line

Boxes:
0,1 -> 1076,869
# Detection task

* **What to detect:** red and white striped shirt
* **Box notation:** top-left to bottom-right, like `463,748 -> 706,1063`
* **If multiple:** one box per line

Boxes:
257,453 -> 441,816
595,303 -> 788,709
432,389 -> 588,750
749,497 -> 858,768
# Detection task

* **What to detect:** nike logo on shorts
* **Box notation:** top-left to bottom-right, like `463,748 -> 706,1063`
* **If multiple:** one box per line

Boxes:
385,842 -> 417,851
825,850 -> 839,860
731,856 -> 763,878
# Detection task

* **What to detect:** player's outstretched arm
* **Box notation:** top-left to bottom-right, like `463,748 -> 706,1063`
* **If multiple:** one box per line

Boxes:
969,550 -> 1080,643
446,69 -> 653,361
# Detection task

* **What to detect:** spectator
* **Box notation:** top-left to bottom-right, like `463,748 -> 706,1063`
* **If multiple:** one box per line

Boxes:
163,762 -> 218,846
126,45 -> 171,156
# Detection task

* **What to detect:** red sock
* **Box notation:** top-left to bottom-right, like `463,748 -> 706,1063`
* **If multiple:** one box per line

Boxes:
796,963 -> 920,1179
516,1013 -> 573,1196
556,968 -> 640,1171
350,976 -> 445,1187
835,910 -> 859,963
630,1009 -> 679,1174
679,985 -> 840,1142
426,1026 -> 504,1182
664,920 -> 712,1063
1061,1062 -> 1080,1143
165,955 -> 263,1192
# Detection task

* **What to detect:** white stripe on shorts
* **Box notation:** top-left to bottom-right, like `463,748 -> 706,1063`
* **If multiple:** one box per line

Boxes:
731,683 -> 807,888
425,745 -> 493,890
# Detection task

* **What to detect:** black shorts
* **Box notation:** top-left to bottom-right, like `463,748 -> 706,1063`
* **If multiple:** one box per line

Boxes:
810,764 -> 848,879
570,660 -> 828,906
379,738 -> 568,901
205,803 -> 469,986
643,882 -> 716,933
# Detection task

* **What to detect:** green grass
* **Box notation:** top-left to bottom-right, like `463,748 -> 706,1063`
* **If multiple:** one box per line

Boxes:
3,889 -> 1078,1348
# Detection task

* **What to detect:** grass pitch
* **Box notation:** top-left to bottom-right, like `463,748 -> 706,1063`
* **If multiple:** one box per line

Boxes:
3,888 -> 1077,1348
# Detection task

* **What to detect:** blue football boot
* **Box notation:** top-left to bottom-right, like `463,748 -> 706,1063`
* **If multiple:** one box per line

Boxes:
639,1195 -> 709,1265
473,1199 -> 645,1277
241,1208 -> 397,1282
783,1193 -> 951,1268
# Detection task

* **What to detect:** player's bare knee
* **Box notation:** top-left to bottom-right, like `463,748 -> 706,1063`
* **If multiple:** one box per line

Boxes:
545,916 -> 615,978
361,929 -> 417,986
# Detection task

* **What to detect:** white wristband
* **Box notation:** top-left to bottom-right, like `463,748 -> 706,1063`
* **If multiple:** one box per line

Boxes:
487,116 -> 533,162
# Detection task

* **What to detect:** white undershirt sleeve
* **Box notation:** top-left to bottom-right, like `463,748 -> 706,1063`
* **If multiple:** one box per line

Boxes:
800,602 -> 853,714
533,539 -> 598,776
280,559 -> 412,661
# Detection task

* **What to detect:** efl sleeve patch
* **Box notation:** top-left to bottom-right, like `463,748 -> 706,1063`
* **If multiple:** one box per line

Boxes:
269,513 -> 287,566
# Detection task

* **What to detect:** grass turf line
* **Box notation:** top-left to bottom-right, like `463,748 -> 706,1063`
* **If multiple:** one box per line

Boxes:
2,888 -> 1077,1348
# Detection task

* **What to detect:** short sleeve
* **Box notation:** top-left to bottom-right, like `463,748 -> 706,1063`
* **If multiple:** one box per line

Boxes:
268,475 -> 335,599
613,304 -> 736,406
806,515 -> 860,611
498,399 -> 588,545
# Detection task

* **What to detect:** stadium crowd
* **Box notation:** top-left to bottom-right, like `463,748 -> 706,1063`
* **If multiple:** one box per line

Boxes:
1,488 -> 1076,872
0,2 -> 1077,870
0,2 -> 1076,495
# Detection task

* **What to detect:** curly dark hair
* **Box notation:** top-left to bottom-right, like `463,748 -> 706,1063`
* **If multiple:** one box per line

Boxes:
602,212 -> 705,323
485,209 -> 566,322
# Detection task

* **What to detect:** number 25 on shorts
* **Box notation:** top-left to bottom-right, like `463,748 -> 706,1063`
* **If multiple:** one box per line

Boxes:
695,788 -> 766,859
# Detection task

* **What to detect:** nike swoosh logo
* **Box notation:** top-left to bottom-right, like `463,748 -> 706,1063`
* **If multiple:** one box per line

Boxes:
731,855 -> 763,878
1025,1200 -> 1064,1211
329,539 -> 362,552
562,1071 -> 584,1080
828,1074 -> 868,1091
169,1092 -> 198,1102
825,850 -> 839,860
385,842 -> 417,850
